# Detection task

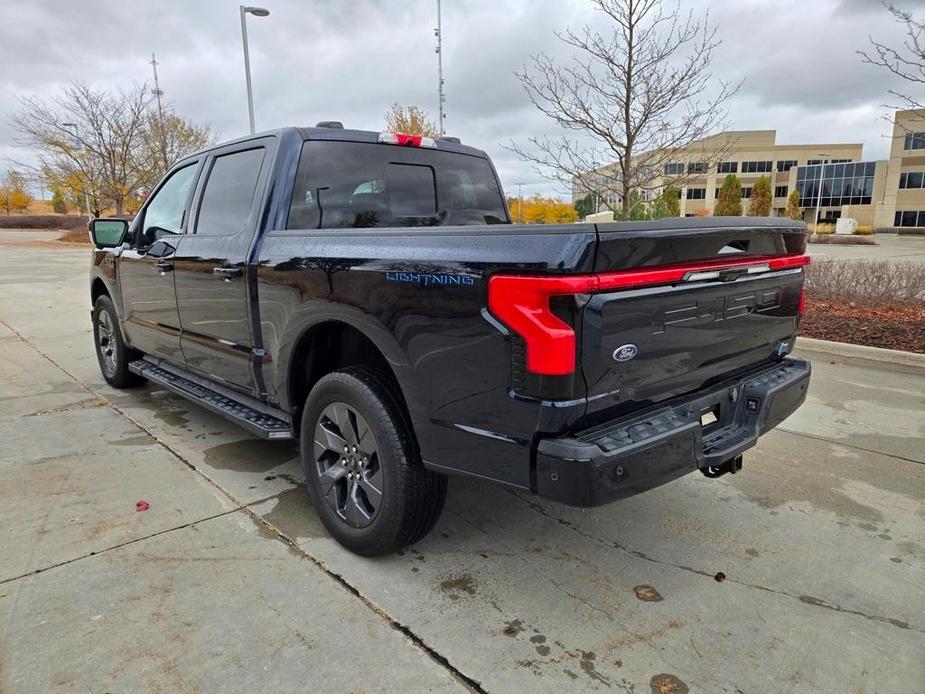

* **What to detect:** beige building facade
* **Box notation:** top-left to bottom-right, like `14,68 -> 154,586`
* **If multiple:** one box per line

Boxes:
574,109 -> 925,230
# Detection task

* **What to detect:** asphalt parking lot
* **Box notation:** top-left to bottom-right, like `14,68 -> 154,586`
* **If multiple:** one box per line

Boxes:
1,243 -> 923,693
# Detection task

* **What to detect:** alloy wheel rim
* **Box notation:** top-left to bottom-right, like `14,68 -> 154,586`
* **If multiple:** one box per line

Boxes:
313,402 -> 383,528
97,311 -> 117,378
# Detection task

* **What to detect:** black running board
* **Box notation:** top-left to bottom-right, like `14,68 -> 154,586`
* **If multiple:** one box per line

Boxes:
128,358 -> 294,440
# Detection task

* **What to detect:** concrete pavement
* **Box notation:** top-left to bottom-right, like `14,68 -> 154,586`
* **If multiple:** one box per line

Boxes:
807,233 -> 925,262
1,243 -> 923,693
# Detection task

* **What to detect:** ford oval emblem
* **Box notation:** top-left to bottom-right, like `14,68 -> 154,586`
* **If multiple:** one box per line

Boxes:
612,344 -> 638,362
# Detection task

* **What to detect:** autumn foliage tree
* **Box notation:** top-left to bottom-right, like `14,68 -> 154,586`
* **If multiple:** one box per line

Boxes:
714,174 -> 742,216
384,104 -> 440,137
507,193 -> 579,224
748,175 -> 772,216
0,170 -> 32,214
13,81 -> 212,217
786,190 -> 802,220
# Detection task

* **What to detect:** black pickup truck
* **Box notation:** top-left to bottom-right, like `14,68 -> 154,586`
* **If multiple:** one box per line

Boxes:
88,124 -> 810,555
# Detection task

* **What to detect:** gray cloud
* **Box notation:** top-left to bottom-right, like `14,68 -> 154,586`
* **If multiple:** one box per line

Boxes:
0,0 -> 919,196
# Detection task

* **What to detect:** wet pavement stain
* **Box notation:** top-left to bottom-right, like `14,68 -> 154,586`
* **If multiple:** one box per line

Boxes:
111,435 -> 154,447
202,438 -> 298,473
578,651 -> 609,686
745,548 -> 760,559
502,619 -> 523,637
633,584 -> 663,602
650,673 -> 689,694
258,488 -> 325,540
439,574 -> 476,600
530,634 -> 550,656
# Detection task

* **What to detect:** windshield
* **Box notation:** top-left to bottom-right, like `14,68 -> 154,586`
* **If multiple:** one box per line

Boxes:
286,140 -> 509,229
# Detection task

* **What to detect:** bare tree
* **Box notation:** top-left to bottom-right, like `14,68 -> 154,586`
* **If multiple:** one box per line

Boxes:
859,3 -> 925,110
510,0 -> 740,220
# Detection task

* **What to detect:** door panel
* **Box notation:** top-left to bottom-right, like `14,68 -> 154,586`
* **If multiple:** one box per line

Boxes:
173,234 -> 254,386
174,145 -> 269,390
118,162 -> 199,360
118,240 -> 183,360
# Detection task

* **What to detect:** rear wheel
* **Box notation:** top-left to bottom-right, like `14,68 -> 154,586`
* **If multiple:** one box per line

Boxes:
300,367 -> 446,556
93,295 -> 144,388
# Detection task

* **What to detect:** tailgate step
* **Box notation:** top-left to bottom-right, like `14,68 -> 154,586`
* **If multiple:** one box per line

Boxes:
128,359 -> 293,440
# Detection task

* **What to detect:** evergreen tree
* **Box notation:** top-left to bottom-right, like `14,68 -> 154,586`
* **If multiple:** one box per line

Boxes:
748,175 -> 772,216
574,193 -> 596,219
714,174 -> 742,216
785,189 -> 802,220
661,185 -> 681,217
51,188 -> 68,214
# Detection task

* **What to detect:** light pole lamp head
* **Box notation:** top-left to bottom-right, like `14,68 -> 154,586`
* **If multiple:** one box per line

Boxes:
242,6 -> 270,16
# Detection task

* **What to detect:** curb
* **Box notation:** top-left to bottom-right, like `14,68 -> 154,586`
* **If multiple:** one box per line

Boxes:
796,336 -> 925,368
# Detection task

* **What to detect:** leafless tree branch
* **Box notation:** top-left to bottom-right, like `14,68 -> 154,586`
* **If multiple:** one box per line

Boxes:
509,0 -> 742,219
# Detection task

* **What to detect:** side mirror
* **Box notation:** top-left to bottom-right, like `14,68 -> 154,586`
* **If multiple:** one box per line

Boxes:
89,218 -> 129,248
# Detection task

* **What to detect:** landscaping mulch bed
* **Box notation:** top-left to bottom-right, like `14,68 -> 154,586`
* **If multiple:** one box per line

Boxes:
801,298 -> 925,353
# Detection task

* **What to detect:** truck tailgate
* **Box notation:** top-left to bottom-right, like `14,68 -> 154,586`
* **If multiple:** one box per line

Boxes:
581,219 -> 807,422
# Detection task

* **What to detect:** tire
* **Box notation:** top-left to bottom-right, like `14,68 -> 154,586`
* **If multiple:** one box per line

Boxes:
300,366 -> 447,556
92,295 -> 145,388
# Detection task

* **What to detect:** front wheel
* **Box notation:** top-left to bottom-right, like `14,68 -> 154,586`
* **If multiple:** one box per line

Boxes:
300,367 -> 447,556
92,295 -> 144,388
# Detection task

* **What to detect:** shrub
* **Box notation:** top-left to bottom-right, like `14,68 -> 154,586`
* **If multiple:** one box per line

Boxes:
854,225 -> 874,235
0,214 -> 86,230
805,259 -> 925,306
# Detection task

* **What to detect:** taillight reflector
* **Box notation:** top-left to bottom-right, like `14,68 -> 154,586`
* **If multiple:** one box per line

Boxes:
488,254 -> 810,376
378,132 -> 437,148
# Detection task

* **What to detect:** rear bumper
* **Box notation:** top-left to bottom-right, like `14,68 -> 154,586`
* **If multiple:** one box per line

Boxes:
535,357 -> 811,506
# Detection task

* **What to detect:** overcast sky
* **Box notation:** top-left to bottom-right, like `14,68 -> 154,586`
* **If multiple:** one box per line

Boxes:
2,0 -> 924,197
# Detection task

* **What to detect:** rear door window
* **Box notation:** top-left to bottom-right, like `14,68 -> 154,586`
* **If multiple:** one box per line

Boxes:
286,140 -> 507,229
196,148 -> 266,235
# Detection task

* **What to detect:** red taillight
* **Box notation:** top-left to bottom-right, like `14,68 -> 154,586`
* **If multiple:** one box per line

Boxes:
378,132 -> 436,148
488,254 -> 811,376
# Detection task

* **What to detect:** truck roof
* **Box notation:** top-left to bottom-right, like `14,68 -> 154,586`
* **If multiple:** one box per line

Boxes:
181,125 -> 489,162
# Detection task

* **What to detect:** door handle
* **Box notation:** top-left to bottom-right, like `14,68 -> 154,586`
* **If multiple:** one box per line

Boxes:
155,261 -> 173,273
213,267 -> 243,280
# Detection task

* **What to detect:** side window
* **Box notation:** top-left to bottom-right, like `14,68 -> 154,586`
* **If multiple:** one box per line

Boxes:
196,148 -> 266,235
140,164 -> 197,246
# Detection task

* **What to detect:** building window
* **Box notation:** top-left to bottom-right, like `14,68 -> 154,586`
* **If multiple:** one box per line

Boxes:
741,161 -> 772,173
774,186 -> 788,198
806,158 -> 851,166
686,187 -> 706,200
904,132 -> 925,150
894,210 -> 925,227
899,171 -> 925,189
795,161 -> 876,207
687,162 -> 707,174
777,160 -> 797,172
717,161 -> 737,174
741,187 -> 752,199
664,163 -> 685,175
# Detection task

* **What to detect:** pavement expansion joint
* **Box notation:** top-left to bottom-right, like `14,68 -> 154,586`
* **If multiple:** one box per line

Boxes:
2,317 -> 489,694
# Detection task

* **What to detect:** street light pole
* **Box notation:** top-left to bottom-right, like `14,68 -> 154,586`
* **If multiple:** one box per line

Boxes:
514,182 -> 524,222
813,152 -> 829,233
240,5 -> 270,135
62,122 -> 92,221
